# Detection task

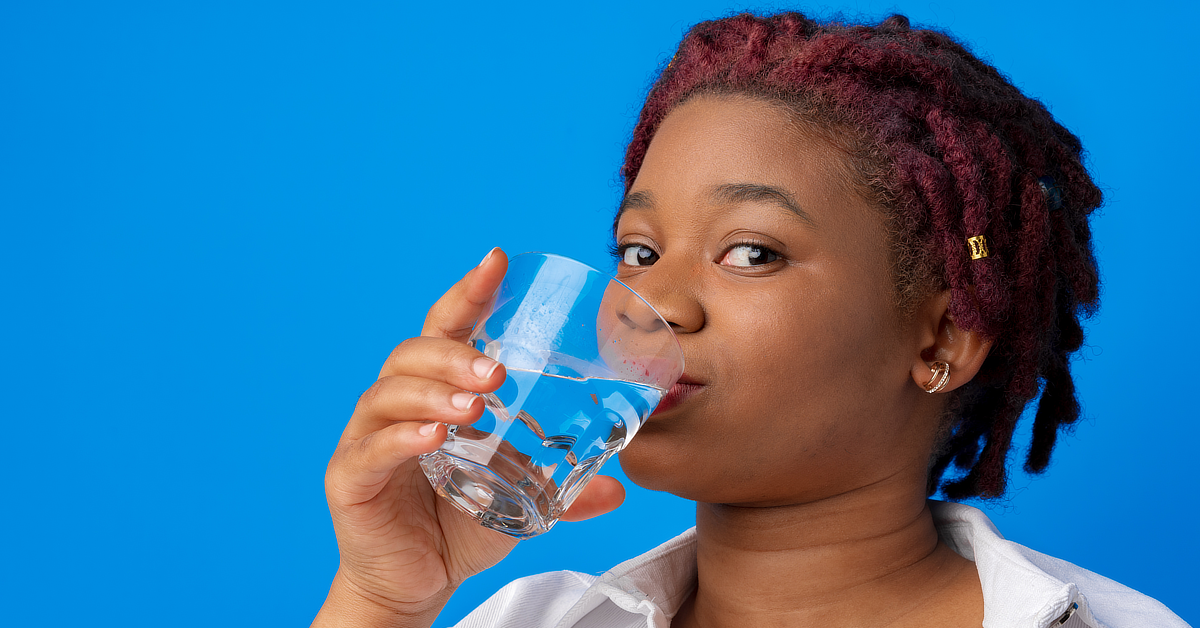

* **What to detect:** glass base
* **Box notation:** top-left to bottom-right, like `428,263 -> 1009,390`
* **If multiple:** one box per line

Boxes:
419,449 -> 556,539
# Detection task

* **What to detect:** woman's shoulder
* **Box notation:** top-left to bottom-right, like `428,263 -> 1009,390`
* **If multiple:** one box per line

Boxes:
931,501 -> 1189,628
455,508 -> 1189,628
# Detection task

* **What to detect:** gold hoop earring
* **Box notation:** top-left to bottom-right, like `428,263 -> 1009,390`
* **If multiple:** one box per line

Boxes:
922,361 -> 951,394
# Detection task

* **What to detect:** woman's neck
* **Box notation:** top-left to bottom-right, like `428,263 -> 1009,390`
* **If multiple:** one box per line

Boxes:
672,480 -> 983,628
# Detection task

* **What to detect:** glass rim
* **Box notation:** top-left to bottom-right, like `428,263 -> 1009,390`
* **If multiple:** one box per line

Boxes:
510,251 -> 685,373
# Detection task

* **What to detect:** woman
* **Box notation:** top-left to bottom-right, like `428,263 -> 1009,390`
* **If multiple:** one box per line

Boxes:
313,12 -> 1186,628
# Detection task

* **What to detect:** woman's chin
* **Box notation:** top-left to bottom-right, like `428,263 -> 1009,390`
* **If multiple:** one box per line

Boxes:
616,437 -> 722,501
616,438 -> 687,492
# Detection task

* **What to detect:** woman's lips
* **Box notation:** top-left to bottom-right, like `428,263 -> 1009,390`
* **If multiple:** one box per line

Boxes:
652,377 -> 704,415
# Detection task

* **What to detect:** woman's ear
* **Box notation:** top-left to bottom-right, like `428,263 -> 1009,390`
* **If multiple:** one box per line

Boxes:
910,291 -> 994,393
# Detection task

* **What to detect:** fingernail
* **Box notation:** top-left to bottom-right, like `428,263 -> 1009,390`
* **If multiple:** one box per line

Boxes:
451,392 -> 477,412
472,357 -> 500,380
477,247 -> 497,268
419,422 -> 439,437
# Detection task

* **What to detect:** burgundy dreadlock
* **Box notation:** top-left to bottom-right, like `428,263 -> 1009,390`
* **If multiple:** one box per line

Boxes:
620,12 -> 1102,499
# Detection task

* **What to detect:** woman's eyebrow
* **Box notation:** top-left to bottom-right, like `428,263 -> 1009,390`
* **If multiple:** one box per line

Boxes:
613,184 -> 814,229
613,190 -> 656,232
618,190 -> 656,214
711,182 -> 815,226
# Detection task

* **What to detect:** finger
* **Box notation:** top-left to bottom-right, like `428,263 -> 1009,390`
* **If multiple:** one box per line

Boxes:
326,421 -> 447,506
377,336 -> 506,393
559,475 -> 626,523
421,247 -> 508,342
344,375 -> 488,441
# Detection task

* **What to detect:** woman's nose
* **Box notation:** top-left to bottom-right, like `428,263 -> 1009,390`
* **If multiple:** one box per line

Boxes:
615,287 -> 669,333
616,261 -> 704,335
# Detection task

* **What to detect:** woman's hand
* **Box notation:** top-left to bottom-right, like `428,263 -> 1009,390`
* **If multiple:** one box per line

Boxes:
314,248 -> 626,628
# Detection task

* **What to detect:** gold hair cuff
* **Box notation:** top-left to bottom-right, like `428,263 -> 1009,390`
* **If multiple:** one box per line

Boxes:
923,361 -> 951,394
967,235 -> 989,260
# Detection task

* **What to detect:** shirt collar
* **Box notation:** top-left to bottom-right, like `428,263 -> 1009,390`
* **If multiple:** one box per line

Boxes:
560,500 -> 1090,628
931,501 -> 1092,628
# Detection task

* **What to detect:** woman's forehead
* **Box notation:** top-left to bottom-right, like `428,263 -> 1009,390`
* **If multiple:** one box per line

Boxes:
621,96 -> 868,226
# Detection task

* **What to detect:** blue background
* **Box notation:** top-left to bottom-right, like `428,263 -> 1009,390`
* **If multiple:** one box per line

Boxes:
2,1 -> 1196,625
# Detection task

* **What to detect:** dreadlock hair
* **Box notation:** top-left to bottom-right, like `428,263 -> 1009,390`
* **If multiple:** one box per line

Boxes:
620,12 -> 1102,500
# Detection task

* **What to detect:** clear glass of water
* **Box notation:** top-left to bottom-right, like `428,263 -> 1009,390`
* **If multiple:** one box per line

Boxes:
419,252 -> 684,539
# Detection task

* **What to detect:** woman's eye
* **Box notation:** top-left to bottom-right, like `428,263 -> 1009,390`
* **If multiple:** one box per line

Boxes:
621,244 -> 659,266
720,244 -> 779,267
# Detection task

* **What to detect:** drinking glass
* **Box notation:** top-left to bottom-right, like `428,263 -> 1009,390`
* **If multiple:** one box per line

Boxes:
419,253 -> 684,538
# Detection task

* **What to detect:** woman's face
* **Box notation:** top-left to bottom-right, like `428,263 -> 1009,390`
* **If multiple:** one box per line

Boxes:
614,95 -> 940,505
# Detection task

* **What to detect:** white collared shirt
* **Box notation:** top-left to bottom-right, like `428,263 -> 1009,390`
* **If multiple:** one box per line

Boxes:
452,501 -> 1188,628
